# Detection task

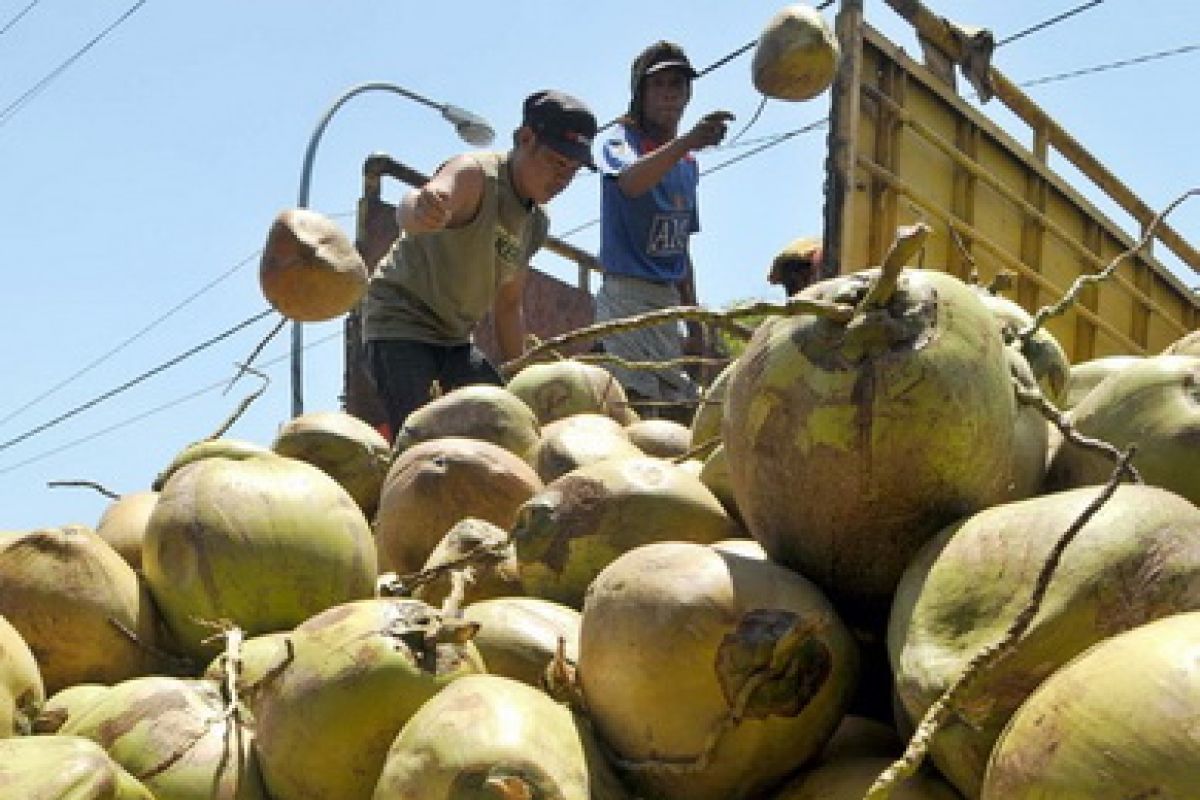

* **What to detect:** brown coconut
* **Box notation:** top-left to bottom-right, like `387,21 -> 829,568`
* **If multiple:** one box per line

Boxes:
259,207 -> 367,322
578,541 -> 859,800
513,456 -> 744,608
270,409 -> 392,518
0,525 -> 164,694
374,437 -> 543,575
752,4 -> 840,101
95,490 -> 158,571
533,413 -> 643,483
462,595 -> 581,688
0,613 -> 43,737
506,359 -> 637,425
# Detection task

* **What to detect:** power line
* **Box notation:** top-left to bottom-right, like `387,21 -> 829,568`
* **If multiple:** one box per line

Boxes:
0,0 -> 148,129
0,308 -> 276,456
0,0 -> 41,38
997,1 -> 1105,49
1018,42 -> 1200,90
0,326 -> 341,477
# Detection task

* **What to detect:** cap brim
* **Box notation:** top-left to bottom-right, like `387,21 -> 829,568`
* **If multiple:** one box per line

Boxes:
644,60 -> 698,79
546,139 -> 597,171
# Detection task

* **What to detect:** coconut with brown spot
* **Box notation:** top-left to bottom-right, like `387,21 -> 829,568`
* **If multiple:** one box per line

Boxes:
411,518 -> 523,608
462,595 -> 581,688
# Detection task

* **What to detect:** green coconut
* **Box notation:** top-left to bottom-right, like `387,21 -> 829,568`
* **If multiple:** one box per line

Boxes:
982,611 -> 1200,798
462,596 -> 581,688
252,597 -> 486,800
974,288 -> 1071,406
1060,354 -> 1142,410
578,541 -> 859,800
393,384 -> 541,464
270,409 -> 392,518
143,453 -> 376,660
699,443 -> 743,523
201,630 -> 292,721
0,614 -> 43,737
0,525 -> 164,694
151,437 -> 272,491
59,675 -> 267,799
889,483 -> 1200,798
411,518 -> 523,608
34,683 -> 110,734
771,755 -> 962,800
1046,354 -> 1200,505
0,734 -> 155,799
375,437 -> 542,575
95,490 -> 158,571
723,267 -> 1019,633
1162,327 -> 1200,356
506,359 -> 637,425
513,456 -> 744,609
372,674 -> 630,799
625,418 -> 693,458
690,361 -> 734,449
533,413 -> 643,484
1006,348 -> 1051,500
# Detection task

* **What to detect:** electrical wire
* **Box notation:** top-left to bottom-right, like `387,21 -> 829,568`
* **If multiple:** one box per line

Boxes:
1018,42 -> 1200,90
0,308 -> 276,456
0,0 -> 41,38
997,0 -> 1105,49
0,0 -> 148,129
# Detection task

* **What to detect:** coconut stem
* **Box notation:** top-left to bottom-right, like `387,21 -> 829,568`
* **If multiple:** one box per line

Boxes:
672,435 -> 722,464
107,617 -> 197,676
864,447 -> 1137,800
856,223 -> 930,313
378,533 -> 511,597
502,296 -> 856,377
1018,187 -> 1200,346
210,364 -> 270,439
1012,376 -> 1143,484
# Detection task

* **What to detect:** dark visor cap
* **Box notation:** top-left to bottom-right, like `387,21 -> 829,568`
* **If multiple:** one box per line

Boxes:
523,89 -> 598,171
632,40 -> 699,90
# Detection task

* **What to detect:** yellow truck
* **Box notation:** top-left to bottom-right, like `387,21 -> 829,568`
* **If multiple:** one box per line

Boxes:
343,0 -> 1199,428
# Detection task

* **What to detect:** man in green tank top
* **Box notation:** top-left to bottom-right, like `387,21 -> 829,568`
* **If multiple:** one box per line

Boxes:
363,90 -> 597,436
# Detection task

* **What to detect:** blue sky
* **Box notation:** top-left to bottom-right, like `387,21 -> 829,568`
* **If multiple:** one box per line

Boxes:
2,1 -> 1198,531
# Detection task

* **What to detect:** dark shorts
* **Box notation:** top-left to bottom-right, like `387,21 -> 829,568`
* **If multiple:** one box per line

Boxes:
365,339 -> 502,434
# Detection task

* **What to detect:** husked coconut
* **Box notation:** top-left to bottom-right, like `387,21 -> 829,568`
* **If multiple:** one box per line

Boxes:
0,734 -> 155,799
513,456 -> 743,608
579,541 -> 858,800
889,483 -> 1200,798
95,490 -> 158,571
375,437 -> 542,575
983,611 -> 1200,798
59,675 -> 267,799
462,596 -> 581,688
0,614 -> 43,737
372,674 -> 629,799
253,597 -> 485,800
393,384 -> 541,464
506,359 -> 636,425
533,413 -> 643,483
0,525 -> 164,694
259,207 -> 367,322
270,409 -> 392,518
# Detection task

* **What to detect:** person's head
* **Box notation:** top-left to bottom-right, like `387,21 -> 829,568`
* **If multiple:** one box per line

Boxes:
511,89 -> 597,204
768,236 -> 823,296
628,40 -> 698,136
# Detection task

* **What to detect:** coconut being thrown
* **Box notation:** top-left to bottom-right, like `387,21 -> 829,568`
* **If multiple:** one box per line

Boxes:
723,224 -> 1025,639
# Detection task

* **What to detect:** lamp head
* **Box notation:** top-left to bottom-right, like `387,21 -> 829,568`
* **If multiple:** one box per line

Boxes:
442,104 -> 495,146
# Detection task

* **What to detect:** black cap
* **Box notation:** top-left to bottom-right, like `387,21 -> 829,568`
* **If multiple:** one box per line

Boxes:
522,90 -> 598,171
630,41 -> 699,95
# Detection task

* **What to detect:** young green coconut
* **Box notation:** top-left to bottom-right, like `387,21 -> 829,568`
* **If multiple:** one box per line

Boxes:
577,540 -> 859,800
723,225 -> 1021,634
461,596 -> 581,688
888,483 -> 1200,798
532,413 -> 644,483
982,610 -> 1200,799
0,734 -> 155,799
512,455 -> 744,609
506,359 -> 637,425
392,384 -> 542,464
94,490 -> 158,571
252,597 -> 486,800
1046,354 -> 1200,506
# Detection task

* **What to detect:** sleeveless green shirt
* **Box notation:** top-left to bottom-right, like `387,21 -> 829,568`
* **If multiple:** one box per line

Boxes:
363,151 -> 549,344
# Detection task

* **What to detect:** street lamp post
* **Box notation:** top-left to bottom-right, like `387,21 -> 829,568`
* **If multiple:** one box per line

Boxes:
290,82 -> 494,418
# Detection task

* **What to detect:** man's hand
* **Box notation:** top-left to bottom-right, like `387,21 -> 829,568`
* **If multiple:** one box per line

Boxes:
683,110 -> 735,151
410,186 -> 452,232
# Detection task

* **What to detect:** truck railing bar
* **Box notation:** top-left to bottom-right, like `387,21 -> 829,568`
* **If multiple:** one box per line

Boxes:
860,82 -> 1192,334
362,152 -> 603,292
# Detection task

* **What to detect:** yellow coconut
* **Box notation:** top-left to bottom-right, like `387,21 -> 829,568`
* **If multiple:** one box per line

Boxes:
513,456 -> 744,608
462,596 -> 581,688
625,417 -> 692,458
579,541 -> 859,800
533,413 -> 643,483
506,359 -> 636,425
983,611 -> 1200,798
372,674 -> 630,799
270,409 -> 392,519
0,734 -> 155,799
259,207 -> 367,322
0,613 -> 43,737
95,490 -> 158,571
375,437 -> 543,575
0,525 -> 164,694
752,4 -> 840,101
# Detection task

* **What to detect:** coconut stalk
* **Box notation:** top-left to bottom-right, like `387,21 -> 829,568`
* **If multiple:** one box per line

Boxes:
864,446 -> 1138,800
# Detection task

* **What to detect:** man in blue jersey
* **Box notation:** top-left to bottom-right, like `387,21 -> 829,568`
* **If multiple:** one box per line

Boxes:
595,40 -> 733,420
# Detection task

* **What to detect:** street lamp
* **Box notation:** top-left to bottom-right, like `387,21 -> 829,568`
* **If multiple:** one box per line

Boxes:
290,82 -> 495,417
